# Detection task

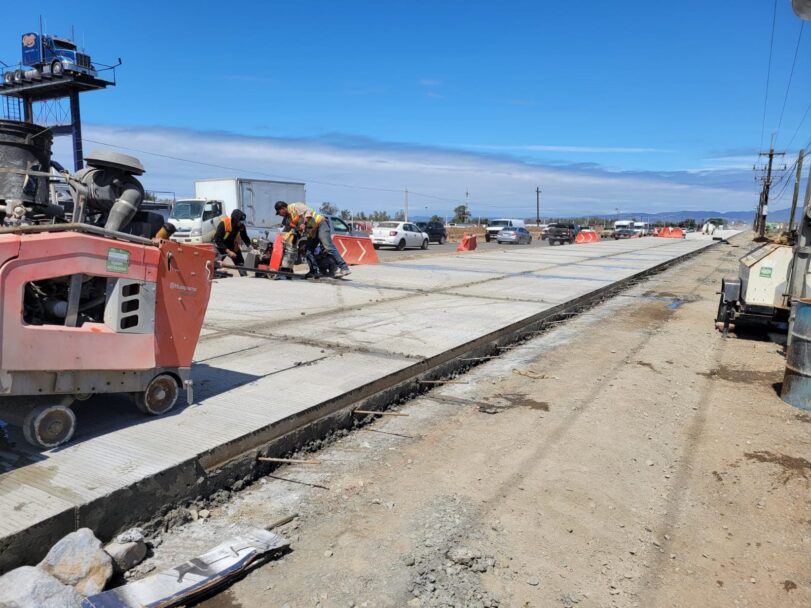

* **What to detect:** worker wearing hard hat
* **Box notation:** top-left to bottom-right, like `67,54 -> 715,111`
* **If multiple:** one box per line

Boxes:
214,209 -> 252,274
274,201 -> 350,278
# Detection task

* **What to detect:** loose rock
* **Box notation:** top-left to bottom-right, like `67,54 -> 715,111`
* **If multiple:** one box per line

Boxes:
0,566 -> 83,607
114,528 -> 145,544
104,538 -> 148,573
38,528 -> 113,596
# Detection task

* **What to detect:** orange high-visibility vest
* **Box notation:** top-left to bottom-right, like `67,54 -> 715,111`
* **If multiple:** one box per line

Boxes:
222,216 -> 239,241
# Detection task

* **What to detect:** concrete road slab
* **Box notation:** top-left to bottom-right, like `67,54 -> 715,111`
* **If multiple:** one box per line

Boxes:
0,232 -> 738,571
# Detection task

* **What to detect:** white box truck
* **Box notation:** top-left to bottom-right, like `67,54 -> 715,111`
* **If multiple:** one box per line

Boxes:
168,178 -> 306,244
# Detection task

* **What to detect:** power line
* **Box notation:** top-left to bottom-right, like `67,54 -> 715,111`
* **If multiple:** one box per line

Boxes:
82,136 -> 529,210
776,22 -> 805,142
771,139 -> 811,203
785,99 -> 811,152
82,137 -> 407,197
759,0 -> 779,151
82,137 -> 480,207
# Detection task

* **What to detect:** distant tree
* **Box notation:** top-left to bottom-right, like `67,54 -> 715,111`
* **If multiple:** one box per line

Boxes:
370,210 -> 391,222
452,204 -> 469,224
144,191 -> 157,201
430,214 -> 443,223
394,210 -> 405,221
339,209 -> 352,221
319,201 -> 339,216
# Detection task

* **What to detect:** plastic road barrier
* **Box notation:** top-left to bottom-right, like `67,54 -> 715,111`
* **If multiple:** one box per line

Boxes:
659,227 -> 685,238
456,233 -> 478,252
575,230 -> 599,244
332,234 -> 379,265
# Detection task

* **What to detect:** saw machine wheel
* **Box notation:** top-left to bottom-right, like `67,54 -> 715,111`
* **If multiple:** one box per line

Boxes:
132,374 -> 179,416
23,404 -> 76,450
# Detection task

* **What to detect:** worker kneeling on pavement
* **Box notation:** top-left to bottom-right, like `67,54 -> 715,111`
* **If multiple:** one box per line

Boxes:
274,201 -> 351,278
215,209 -> 252,275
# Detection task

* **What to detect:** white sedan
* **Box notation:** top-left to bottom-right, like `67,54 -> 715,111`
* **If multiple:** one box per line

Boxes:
371,222 -> 430,250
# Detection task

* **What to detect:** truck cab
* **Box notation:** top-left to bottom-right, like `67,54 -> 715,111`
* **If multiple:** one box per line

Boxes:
168,199 -> 223,244
20,32 -> 96,78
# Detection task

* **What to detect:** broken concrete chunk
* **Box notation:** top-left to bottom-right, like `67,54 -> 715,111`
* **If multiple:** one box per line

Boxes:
104,539 -> 148,573
0,565 -> 83,607
114,527 -> 145,545
37,528 -> 113,596
447,546 -> 474,566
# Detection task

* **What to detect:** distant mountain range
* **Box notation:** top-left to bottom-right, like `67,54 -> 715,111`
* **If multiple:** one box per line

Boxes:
411,207 -> 796,224
556,207 -> 794,223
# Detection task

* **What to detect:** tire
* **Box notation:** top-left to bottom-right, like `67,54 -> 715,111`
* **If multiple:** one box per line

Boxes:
421,239 -> 429,250
373,244 -> 380,250
396,239 -> 406,251
439,235 -> 446,245
51,60 -> 64,76
133,374 -> 179,416
23,404 -> 76,449
485,235 -> 491,243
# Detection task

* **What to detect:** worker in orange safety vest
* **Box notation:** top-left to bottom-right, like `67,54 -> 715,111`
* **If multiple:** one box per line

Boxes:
274,201 -> 350,278
214,209 -> 252,275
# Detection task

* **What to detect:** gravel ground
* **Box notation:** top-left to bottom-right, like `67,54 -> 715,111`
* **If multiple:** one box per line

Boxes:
133,235 -> 809,608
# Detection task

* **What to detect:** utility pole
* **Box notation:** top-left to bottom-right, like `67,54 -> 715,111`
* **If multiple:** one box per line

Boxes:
536,187 -> 541,226
404,187 -> 409,222
786,158 -> 811,343
755,147 -> 786,237
465,189 -> 470,225
788,149 -> 805,234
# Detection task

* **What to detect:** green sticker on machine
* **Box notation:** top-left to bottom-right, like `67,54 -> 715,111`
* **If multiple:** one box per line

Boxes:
759,266 -> 772,278
107,248 -> 130,273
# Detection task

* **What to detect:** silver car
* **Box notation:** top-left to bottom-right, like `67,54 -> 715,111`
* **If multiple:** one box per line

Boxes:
496,226 -> 533,244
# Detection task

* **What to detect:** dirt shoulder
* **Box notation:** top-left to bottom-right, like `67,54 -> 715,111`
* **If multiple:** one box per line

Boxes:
152,235 -> 809,608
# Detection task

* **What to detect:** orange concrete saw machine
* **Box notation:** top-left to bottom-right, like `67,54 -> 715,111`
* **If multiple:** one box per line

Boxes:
0,223 -> 215,449
0,129 -> 215,449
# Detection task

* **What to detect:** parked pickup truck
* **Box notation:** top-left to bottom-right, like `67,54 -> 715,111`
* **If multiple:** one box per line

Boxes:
546,223 -> 579,245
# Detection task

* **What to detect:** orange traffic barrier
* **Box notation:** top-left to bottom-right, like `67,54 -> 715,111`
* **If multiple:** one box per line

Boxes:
332,234 -> 379,265
575,230 -> 599,244
653,227 -> 661,236
456,233 -> 478,252
659,226 -> 685,238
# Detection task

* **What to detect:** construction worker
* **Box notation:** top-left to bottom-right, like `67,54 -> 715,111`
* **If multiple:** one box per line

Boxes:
214,209 -> 252,274
274,201 -> 351,278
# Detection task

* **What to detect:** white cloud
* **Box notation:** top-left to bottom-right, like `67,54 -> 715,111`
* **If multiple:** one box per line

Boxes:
468,144 -> 671,154
52,124 -> 757,216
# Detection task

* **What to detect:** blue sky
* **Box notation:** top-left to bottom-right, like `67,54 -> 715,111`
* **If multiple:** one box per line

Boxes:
2,0 -> 810,217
